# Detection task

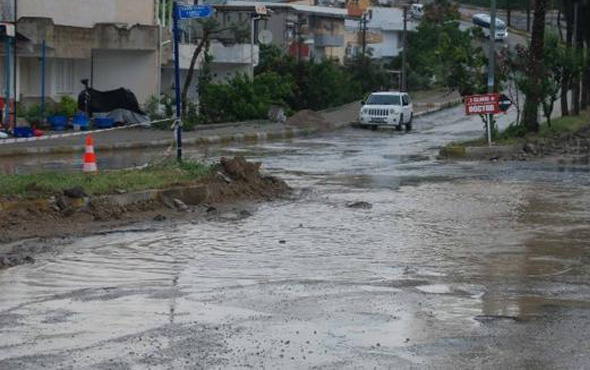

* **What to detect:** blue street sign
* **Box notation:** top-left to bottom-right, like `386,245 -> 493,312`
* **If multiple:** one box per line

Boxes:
172,2 -> 215,161
177,4 -> 214,20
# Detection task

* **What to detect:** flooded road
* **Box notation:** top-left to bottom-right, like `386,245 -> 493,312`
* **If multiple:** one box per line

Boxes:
2,106 -> 590,368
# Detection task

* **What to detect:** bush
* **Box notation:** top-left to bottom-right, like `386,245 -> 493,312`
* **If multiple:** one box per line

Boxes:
182,101 -> 199,131
500,123 -> 527,140
200,72 -> 293,123
23,104 -> 43,125
196,45 -> 394,123
144,95 -> 163,120
56,96 -> 78,117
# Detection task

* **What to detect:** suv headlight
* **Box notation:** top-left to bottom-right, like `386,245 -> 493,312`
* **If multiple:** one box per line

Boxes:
362,108 -> 368,114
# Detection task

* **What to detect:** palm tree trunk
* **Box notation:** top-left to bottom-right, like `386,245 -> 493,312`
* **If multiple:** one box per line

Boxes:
181,36 -> 208,117
572,38 -> 582,115
523,0 -> 548,133
561,0 -> 575,117
583,36 -> 590,110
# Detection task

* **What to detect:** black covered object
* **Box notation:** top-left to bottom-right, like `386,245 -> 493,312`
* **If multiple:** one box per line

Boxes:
78,80 -> 145,115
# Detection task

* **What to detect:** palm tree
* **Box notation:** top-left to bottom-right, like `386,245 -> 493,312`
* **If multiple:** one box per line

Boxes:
522,0 -> 548,133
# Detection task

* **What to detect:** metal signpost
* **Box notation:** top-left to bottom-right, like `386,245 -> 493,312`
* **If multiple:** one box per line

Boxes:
172,2 -> 214,161
465,93 -> 511,116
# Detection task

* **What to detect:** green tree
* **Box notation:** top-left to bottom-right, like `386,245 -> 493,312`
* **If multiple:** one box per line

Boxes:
522,0 -> 548,133
540,31 -> 566,127
424,0 -> 460,24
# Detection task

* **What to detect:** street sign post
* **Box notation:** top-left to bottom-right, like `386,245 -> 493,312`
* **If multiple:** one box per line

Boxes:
498,94 -> 512,112
465,93 -> 500,115
464,93 -> 512,116
172,2 -> 214,161
177,4 -> 214,20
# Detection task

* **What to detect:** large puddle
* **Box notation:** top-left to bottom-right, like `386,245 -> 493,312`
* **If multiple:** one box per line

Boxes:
1,109 -> 590,368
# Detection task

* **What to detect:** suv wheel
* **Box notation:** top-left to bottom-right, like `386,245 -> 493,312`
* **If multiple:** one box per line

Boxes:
405,113 -> 413,131
397,115 -> 404,131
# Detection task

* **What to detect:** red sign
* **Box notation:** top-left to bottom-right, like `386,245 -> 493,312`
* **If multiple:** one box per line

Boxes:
289,42 -> 309,59
464,93 -> 501,115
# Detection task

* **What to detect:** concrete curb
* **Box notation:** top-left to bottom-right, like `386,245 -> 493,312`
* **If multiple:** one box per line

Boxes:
415,99 -> 463,117
96,185 -> 209,208
0,126 -> 320,158
0,185 -> 210,215
440,144 -> 523,159
0,100 -> 461,158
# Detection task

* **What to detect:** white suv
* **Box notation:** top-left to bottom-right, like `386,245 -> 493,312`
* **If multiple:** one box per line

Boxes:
359,92 -> 413,131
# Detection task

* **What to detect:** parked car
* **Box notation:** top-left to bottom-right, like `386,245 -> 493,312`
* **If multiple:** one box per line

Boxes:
358,91 -> 413,131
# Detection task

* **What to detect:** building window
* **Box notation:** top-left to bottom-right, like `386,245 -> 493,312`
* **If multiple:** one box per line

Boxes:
55,59 -> 75,94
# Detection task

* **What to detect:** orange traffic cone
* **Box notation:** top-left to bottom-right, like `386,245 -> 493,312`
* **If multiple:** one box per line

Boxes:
83,134 -> 98,173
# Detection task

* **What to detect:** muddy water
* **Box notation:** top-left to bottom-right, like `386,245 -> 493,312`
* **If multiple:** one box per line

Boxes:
2,108 -> 590,368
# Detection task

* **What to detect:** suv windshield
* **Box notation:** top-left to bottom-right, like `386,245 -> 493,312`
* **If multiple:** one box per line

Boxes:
366,95 -> 401,105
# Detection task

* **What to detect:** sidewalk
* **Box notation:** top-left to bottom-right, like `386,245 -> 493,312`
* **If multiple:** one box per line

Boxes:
0,91 -> 462,158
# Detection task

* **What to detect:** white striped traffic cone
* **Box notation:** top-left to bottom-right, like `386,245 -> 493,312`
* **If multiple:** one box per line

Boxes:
82,134 -> 98,173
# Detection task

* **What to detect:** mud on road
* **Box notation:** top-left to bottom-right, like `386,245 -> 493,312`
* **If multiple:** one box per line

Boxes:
1,107 -> 590,368
0,156 -> 290,268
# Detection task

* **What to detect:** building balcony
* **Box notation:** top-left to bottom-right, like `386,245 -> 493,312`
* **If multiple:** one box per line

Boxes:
178,42 -> 259,69
18,18 -> 158,59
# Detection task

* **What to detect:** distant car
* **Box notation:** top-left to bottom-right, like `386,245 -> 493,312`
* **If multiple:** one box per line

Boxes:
410,4 -> 424,20
358,91 -> 413,131
472,13 -> 508,41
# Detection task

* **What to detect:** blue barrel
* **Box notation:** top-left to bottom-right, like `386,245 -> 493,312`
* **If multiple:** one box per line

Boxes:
49,115 -> 68,131
94,117 -> 115,129
14,127 -> 34,138
72,113 -> 90,130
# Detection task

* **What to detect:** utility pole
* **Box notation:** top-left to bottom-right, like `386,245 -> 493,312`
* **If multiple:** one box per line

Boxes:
4,33 -> 10,126
401,5 -> 408,92
250,14 -> 261,77
12,0 -> 17,129
360,12 -> 367,57
41,40 -> 46,126
526,0 -> 531,32
487,0 -> 497,146
172,1 -> 183,161
506,0 -> 511,27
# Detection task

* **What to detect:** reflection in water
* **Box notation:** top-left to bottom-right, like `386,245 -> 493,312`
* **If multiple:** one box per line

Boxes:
1,119 -> 590,367
480,185 -> 590,319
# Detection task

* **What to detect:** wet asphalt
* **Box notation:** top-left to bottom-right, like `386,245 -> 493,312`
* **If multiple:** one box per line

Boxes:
1,106 -> 590,369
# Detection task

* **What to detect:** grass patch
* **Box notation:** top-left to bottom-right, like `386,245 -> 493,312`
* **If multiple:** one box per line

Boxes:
539,112 -> 590,137
0,160 -> 214,199
449,111 -> 590,148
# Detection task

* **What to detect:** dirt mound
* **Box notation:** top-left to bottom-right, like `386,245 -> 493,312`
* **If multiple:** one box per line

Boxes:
206,156 -> 291,203
513,125 -> 590,162
0,156 -> 290,250
287,110 -> 330,129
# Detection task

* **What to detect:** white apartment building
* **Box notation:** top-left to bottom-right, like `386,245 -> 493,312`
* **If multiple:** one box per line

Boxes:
345,7 -> 417,60
1,0 -> 261,107
1,0 -> 159,106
